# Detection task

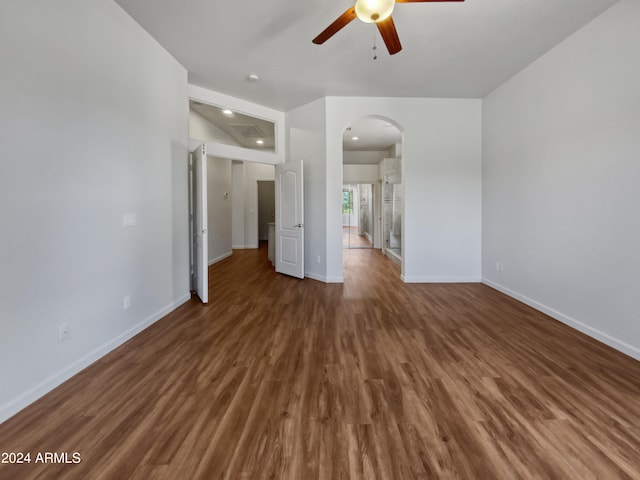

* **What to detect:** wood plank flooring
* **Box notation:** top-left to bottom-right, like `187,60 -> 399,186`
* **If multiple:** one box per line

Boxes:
343,226 -> 373,248
1,246 -> 640,479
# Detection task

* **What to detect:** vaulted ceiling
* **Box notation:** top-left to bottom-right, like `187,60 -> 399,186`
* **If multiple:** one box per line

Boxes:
115,0 -> 618,111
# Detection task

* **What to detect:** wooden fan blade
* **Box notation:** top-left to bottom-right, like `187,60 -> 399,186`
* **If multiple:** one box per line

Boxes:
312,7 -> 357,44
376,16 -> 402,55
396,0 -> 464,3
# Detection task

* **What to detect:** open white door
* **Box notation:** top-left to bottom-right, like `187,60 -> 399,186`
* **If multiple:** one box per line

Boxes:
275,160 -> 304,279
192,144 -> 208,303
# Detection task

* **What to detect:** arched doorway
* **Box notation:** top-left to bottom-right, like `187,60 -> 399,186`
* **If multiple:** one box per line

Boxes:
342,116 -> 403,267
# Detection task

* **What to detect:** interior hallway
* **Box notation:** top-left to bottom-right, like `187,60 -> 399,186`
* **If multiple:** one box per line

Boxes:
1,246 -> 640,479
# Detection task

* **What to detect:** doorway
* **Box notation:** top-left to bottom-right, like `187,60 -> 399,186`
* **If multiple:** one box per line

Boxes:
257,180 -> 275,243
343,183 -> 374,249
342,116 -> 403,270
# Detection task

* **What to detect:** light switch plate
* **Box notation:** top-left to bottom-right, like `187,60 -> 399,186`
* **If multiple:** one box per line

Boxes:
123,213 -> 137,227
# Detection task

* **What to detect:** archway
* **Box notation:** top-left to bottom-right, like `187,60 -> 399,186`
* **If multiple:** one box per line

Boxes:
341,115 -> 403,271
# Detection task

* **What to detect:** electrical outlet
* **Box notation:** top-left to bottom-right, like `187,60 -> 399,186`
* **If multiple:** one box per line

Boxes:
58,322 -> 70,342
316,255 -> 321,264
495,262 -> 504,273
123,295 -> 131,310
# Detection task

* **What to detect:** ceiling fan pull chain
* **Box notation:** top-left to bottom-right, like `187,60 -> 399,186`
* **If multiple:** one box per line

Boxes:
372,24 -> 378,60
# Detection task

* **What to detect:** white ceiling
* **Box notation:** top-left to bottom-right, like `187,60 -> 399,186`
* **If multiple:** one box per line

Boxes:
114,0 -> 617,112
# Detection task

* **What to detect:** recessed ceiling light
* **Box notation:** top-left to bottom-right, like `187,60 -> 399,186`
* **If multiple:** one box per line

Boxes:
222,109 -> 233,115
247,74 -> 259,82
256,139 -> 264,145
352,136 -> 359,141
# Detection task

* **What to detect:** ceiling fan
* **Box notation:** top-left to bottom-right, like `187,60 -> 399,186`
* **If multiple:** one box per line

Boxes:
312,0 -> 464,55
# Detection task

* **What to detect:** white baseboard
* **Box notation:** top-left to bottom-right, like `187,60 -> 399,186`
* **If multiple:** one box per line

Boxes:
401,276 -> 482,283
208,251 -> 232,265
305,272 -> 344,283
483,278 -> 640,362
0,293 -> 192,424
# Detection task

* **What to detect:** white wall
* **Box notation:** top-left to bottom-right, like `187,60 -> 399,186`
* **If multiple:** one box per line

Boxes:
0,0 -> 190,422
326,98 -> 482,283
343,150 -> 389,165
343,164 -> 379,183
286,99 -> 330,281
207,156 -> 232,264
482,0 -> 640,360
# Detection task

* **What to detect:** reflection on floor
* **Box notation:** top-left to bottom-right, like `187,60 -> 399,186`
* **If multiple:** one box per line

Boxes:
342,226 -> 373,248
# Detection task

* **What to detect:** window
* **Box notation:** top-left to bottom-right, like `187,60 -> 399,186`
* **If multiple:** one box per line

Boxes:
342,189 -> 353,214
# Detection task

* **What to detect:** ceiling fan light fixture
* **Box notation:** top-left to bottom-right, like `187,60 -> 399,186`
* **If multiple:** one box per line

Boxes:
355,0 -> 395,24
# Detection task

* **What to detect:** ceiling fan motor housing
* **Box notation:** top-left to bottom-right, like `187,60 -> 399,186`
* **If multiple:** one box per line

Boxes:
355,0 -> 395,24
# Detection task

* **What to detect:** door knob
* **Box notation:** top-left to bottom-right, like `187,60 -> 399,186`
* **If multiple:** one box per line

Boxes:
295,223 -> 304,228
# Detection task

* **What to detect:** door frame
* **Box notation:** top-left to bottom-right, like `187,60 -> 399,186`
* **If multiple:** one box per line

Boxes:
189,144 -> 208,303
256,180 -> 276,243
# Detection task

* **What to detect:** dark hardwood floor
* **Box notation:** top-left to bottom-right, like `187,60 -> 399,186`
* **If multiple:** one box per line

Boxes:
2,246 -> 640,479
